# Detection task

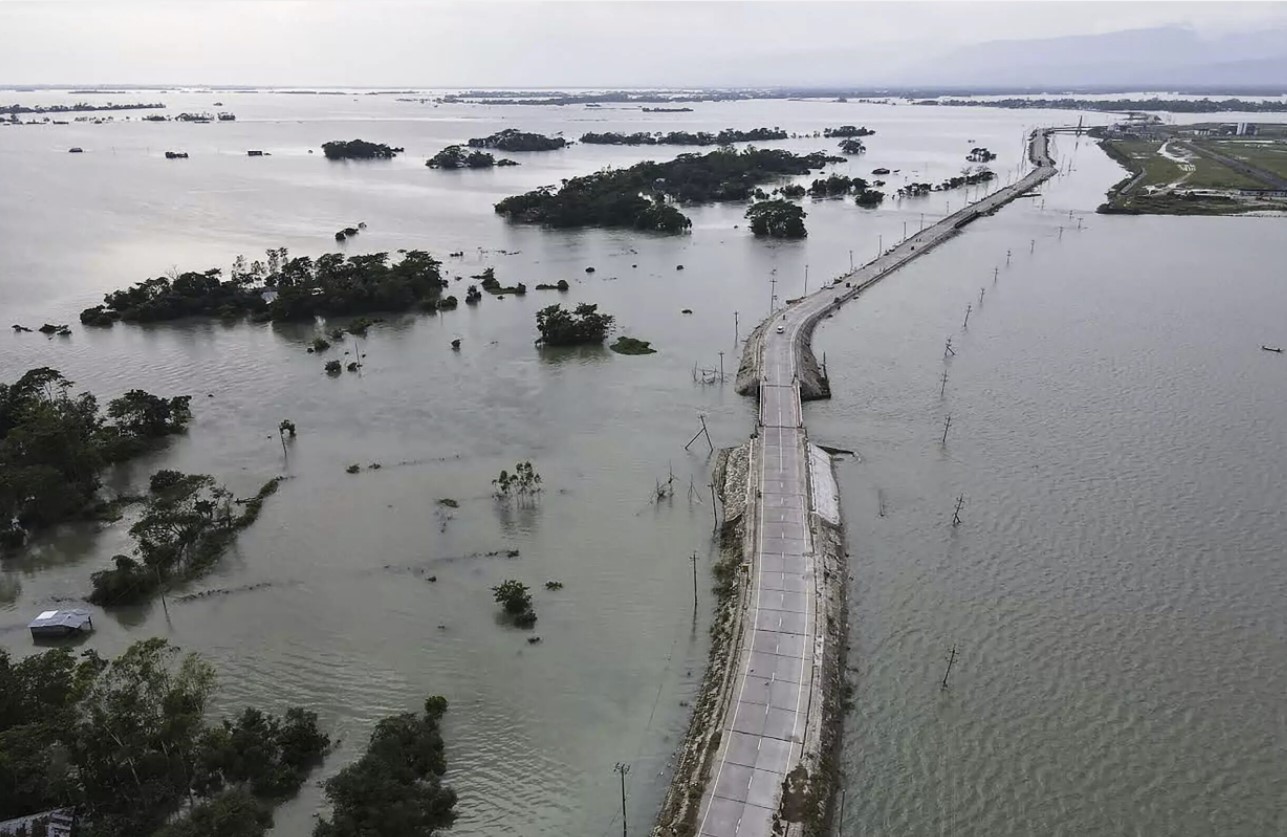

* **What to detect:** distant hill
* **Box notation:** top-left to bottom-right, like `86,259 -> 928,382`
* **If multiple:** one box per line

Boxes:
892,26 -> 1287,90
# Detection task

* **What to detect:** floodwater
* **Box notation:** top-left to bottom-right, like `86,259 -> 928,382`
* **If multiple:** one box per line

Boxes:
1,92 -> 1281,835
810,133 -> 1287,835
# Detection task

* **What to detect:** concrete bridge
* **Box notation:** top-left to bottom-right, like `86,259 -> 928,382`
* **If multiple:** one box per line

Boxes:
693,130 -> 1058,837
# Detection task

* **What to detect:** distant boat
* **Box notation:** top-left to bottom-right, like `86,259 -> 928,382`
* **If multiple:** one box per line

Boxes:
28,608 -> 94,639
68,147 -> 83,153
1262,345 -> 1283,353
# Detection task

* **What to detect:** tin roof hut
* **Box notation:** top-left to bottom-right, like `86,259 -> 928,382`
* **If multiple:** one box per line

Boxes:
27,609 -> 93,639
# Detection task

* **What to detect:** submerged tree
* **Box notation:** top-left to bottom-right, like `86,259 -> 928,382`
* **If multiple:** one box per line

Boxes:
493,461 -> 542,502
313,697 -> 457,837
491,580 -> 537,627
534,304 -> 613,347
745,199 -> 807,238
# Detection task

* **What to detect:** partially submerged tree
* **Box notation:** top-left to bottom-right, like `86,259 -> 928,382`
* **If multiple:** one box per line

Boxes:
535,303 -> 613,346
492,580 -> 537,627
745,199 -> 807,238
313,697 -> 457,837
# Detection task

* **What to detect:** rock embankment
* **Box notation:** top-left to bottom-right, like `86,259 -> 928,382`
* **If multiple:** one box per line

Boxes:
654,443 -> 755,837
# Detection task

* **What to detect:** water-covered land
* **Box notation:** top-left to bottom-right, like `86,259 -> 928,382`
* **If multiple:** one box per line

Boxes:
1,92 -> 1284,836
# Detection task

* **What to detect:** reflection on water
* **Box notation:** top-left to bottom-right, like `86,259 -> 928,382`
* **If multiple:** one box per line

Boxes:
811,144 -> 1287,837
2,93 -> 1282,835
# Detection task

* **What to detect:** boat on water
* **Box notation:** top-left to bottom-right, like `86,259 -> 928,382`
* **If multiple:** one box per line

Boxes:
1262,345 -> 1283,353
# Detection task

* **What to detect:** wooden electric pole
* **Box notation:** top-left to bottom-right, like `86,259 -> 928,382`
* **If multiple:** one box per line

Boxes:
941,415 -> 952,445
690,552 -> 699,610
951,494 -> 964,526
941,644 -> 958,689
615,762 -> 630,837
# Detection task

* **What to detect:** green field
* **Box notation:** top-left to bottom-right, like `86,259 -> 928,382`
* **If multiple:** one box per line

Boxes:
1200,140 -> 1287,181
1098,137 -> 1287,215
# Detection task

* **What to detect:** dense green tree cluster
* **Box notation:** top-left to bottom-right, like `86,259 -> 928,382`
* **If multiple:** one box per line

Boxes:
0,368 -> 191,547
578,127 -> 788,146
823,125 -> 875,137
88,472 -> 281,606
534,303 -> 614,346
466,128 -> 566,152
81,250 -> 447,324
320,140 -> 401,160
314,697 -> 457,837
746,200 -> 808,238
802,174 -> 885,207
837,138 -> 866,154
426,145 -> 519,169
0,639 -> 329,837
916,97 -> 1287,113
896,168 -> 995,198
495,148 -> 841,232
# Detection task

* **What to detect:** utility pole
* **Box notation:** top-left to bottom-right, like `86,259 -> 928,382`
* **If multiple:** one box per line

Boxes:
939,369 -> 949,397
734,311 -> 739,345
920,212 -> 925,231
615,763 -> 630,837
903,219 -> 908,241
769,276 -> 777,315
944,337 -> 955,357
1006,249 -> 1012,266
718,351 -> 724,382
804,263 -> 809,296
993,266 -> 999,283
690,552 -> 699,610
1030,238 -> 1035,254
848,249 -> 853,272
941,644 -> 958,689
978,287 -> 985,305
941,414 -> 952,445
951,494 -> 964,526
963,303 -> 972,328
877,233 -> 882,258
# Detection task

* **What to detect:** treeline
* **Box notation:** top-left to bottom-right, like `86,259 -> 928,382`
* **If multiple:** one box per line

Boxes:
494,147 -> 843,233
321,139 -> 403,160
88,470 -> 281,606
823,125 -> 875,137
0,639 -> 330,837
314,696 -> 457,836
897,168 -> 996,197
914,97 -> 1287,113
0,368 -> 191,548
0,102 -> 165,115
466,128 -> 566,151
81,249 -> 448,325
802,173 -> 885,206
426,145 -> 518,169
579,127 -> 788,145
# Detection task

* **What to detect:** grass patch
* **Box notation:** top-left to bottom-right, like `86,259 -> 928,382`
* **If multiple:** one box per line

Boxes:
1197,140 -> 1287,181
610,336 -> 656,355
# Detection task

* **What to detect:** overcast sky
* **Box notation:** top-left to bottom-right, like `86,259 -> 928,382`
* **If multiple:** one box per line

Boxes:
2,1 -> 1286,87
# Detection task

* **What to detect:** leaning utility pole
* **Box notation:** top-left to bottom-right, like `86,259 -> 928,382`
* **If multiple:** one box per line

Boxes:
963,303 -> 972,328
941,644 -> 958,689
941,414 -> 952,445
939,370 -> 949,398
951,494 -> 965,526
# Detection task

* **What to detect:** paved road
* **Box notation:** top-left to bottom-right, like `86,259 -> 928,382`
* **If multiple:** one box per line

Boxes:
695,131 -> 1057,837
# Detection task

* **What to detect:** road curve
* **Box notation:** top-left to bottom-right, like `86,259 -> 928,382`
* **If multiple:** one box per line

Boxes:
694,131 -> 1057,837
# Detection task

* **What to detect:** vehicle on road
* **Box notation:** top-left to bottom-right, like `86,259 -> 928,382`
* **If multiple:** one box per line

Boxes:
776,325 -> 785,334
